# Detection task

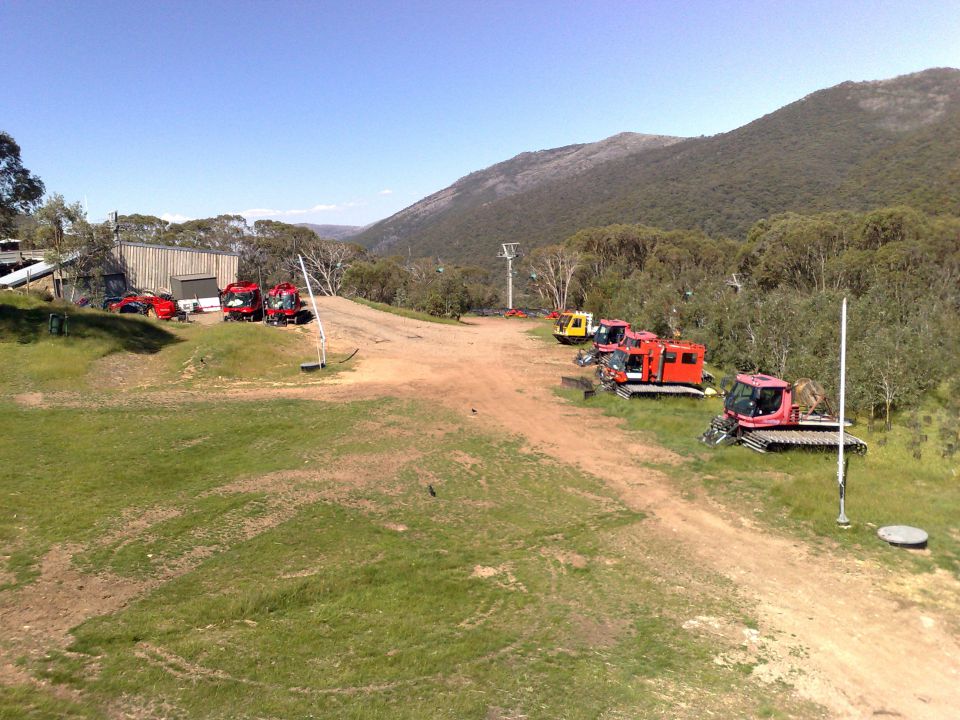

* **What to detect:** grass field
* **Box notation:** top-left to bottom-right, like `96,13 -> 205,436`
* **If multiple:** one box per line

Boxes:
0,400 -> 819,719
0,294 -> 822,718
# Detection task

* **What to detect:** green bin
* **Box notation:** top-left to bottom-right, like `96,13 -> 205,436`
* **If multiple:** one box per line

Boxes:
48,313 -> 66,336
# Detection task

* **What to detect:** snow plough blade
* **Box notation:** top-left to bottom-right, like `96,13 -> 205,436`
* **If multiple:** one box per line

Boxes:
700,415 -> 739,446
575,350 -> 597,367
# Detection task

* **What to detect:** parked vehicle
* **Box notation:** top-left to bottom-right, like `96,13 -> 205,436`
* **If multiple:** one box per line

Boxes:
553,311 -> 596,344
265,282 -> 303,326
602,336 -> 709,398
700,374 -> 867,453
221,281 -> 263,322
107,292 -> 178,319
576,319 -> 631,366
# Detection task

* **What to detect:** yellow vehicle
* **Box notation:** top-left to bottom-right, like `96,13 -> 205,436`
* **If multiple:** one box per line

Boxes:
553,311 -> 596,344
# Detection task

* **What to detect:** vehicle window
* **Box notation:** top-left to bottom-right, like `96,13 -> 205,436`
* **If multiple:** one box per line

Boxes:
664,351 -> 677,363
681,352 -> 698,364
756,388 -> 783,415
573,318 -> 582,328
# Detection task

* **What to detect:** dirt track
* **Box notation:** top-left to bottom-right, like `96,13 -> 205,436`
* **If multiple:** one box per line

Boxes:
309,297 -> 960,720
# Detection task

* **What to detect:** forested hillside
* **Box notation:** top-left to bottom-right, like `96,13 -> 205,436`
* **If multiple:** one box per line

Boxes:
352,132 -> 683,257
354,68 -> 960,266
517,206 -> 960,422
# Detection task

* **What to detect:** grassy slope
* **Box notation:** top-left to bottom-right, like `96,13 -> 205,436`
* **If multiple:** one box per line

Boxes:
575,392 -> 959,575
348,297 -> 463,325
0,299 -> 817,718
0,292 -> 348,394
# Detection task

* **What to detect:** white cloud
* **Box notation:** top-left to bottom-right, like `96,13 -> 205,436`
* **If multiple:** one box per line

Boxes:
378,189 -> 394,195
238,204 -> 339,218
161,213 -> 193,223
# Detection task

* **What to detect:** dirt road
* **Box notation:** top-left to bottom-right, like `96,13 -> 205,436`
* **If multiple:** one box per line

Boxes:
309,297 -> 960,720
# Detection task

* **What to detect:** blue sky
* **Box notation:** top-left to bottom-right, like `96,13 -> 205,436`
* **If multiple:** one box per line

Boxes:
3,0 -> 958,227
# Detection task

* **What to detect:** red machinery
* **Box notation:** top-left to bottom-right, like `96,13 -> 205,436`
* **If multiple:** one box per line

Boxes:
265,282 -> 303,326
700,374 -> 867,453
221,281 -> 263,322
620,328 -> 657,349
602,336 -> 709,398
107,292 -> 178,319
576,319 -> 630,366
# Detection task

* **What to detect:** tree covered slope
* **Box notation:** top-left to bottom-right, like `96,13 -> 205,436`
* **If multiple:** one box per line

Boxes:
353,68 -> 960,266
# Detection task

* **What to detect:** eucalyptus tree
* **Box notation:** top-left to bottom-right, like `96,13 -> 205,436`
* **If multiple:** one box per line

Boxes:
0,131 -> 45,237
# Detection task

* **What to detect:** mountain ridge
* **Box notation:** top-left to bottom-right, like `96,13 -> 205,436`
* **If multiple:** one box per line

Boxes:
352,67 -> 960,266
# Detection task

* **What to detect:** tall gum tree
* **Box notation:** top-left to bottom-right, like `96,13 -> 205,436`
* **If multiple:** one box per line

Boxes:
0,131 -> 45,237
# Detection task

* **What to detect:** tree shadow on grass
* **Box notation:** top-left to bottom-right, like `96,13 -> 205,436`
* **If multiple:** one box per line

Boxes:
0,304 -> 181,354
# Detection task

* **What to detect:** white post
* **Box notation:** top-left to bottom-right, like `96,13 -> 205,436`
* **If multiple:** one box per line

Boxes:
497,243 -> 520,310
298,255 -> 326,368
837,297 -> 849,525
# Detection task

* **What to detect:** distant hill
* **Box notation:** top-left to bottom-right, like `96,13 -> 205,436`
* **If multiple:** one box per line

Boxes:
352,132 -> 683,256
297,223 -> 366,241
353,68 -> 960,267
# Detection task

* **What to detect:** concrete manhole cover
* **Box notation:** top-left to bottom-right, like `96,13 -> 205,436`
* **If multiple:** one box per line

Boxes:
877,525 -> 928,549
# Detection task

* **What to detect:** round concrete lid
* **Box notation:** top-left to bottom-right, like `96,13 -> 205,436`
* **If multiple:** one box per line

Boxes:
877,525 -> 928,548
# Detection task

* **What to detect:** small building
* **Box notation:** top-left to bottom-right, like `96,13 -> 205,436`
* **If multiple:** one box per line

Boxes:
170,273 -> 223,312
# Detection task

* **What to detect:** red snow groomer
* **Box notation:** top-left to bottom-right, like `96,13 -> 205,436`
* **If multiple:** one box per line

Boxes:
700,374 -> 867,453
265,282 -> 303,326
576,319 -> 630,367
221,281 -> 263,322
619,328 -> 657,349
602,336 -> 709,398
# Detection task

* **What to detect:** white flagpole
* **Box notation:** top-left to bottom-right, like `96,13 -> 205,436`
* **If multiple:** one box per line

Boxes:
837,297 -> 849,525
298,255 -> 326,368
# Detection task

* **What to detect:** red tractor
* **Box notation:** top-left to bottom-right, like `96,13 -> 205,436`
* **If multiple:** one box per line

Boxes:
265,282 -> 303,326
602,337 -> 709,398
575,319 -> 630,366
107,292 -> 178,320
221,281 -> 263,322
700,374 -> 867,453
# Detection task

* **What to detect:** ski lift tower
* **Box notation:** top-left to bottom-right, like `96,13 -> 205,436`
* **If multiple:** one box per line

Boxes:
497,243 -> 521,309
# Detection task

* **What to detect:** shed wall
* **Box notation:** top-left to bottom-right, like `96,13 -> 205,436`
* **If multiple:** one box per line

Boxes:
109,243 -> 238,292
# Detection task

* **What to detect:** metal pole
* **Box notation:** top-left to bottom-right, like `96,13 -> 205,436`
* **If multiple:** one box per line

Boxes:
507,255 -> 513,309
837,297 -> 849,525
298,254 -> 326,367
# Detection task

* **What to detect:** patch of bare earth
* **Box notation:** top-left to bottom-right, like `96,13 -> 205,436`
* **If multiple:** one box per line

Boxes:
12,392 -> 45,408
0,437 -> 413,694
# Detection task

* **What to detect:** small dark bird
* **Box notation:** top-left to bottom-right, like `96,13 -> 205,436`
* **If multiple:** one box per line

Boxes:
471,408 -> 477,414
428,484 -> 436,497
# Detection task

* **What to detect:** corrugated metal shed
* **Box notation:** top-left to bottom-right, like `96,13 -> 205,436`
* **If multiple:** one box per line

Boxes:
110,242 -> 238,292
